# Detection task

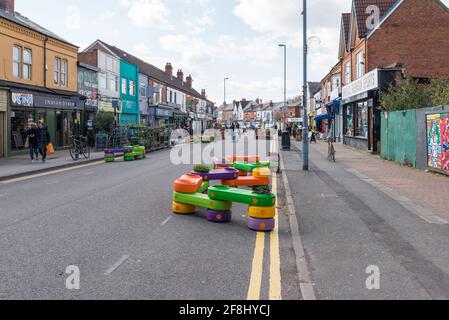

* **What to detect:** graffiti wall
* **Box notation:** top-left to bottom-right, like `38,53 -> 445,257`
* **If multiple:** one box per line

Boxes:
427,113 -> 449,172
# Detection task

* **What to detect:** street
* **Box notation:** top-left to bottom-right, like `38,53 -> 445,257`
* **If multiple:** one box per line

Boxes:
0,134 -> 300,300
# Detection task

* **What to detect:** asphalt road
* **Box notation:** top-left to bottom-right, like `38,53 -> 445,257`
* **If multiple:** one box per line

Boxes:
0,133 -> 300,300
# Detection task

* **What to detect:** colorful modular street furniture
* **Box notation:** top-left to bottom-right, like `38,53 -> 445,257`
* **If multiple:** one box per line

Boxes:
233,161 -> 271,173
192,168 -> 239,181
104,145 -> 146,162
172,162 -> 277,231
227,155 -> 261,163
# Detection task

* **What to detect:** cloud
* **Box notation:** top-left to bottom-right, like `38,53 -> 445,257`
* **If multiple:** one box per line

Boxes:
125,0 -> 174,30
65,5 -> 80,31
183,10 -> 214,34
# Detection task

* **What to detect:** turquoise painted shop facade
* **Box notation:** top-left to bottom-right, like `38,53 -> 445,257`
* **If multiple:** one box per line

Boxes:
119,60 -> 139,125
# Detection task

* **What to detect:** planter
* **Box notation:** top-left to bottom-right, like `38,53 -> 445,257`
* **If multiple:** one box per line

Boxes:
207,210 -> 232,223
174,174 -> 204,194
247,217 -> 275,232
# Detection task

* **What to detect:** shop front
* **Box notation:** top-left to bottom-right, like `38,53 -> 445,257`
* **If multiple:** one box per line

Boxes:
9,88 -> 83,154
0,89 -> 7,158
341,68 -> 399,153
149,104 -> 173,127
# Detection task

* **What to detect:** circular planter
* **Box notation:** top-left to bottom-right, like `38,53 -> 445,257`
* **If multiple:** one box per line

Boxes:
172,202 -> 196,215
247,217 -> 275,232
248,206 -> 276,219
207,210 -> 232,223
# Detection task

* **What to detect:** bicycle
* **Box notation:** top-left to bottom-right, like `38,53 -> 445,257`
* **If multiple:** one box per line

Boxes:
328,139 -> 336,162
70,135 -> 90,161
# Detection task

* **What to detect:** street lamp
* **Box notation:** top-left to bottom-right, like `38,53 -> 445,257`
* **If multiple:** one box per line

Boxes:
278,44 -> 287,131
302,0 -> 309,171
224,77 -> 229,125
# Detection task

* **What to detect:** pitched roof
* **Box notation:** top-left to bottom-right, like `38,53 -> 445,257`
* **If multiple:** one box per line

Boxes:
353,0 -> 398,37
97,40 -> 205,100
308,82 -> 321,95
342,13 -> 351,49
0,9 -> 75,47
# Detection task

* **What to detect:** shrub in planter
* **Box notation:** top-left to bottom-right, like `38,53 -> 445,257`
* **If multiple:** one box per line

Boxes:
193,164 -> 211,173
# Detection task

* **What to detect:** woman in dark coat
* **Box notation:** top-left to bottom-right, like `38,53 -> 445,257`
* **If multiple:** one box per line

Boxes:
25,122 -> 39,162
37,120 -> 51,162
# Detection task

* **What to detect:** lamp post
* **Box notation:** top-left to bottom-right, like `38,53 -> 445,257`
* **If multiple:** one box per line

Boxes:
224,77 -> 229,125
302,0 -> 309,171
278,44 -> 287,131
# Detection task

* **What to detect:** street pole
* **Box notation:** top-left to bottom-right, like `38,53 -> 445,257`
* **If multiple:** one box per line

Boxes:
302,0 -> 309,171
278,44 -> 287,173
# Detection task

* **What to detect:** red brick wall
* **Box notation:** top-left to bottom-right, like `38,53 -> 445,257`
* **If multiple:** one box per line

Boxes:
368,0 -> 449,78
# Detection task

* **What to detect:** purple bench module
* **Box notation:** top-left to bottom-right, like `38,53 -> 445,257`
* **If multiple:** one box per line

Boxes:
104,148 -> 134,155
192,168 -> 239,181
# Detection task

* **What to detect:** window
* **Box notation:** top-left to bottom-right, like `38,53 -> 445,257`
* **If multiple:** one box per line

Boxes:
121,78 -> 127,95
54,58 -> 61,84
23,49 -> 32,80
61,59 -> 67,86
99,52 -> 106,70
169,91 -> 173,103
106,56 -> 113,72
13,46 -> 21,78
356,52 -> 364,79
355,102 -> 368,138
129,80 -> 135,96
109,74 -> 118,92
174,92 -> 177,104
345,62 -> 351,84
345,105 -> 353,136
99,73 -> 107,89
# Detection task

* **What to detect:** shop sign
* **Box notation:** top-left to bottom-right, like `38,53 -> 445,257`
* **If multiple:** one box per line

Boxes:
11,92 -> 33,107
99,101 -> 114,113
34,95 -> 77,109
342,69 -> 379,101
156,108 -> 172,118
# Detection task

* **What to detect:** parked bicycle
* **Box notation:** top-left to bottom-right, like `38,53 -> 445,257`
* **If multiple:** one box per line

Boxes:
328,139 -> 336,162
70,135 -> 90,161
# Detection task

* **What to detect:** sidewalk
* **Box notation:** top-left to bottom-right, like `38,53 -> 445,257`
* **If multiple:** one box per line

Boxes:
309,141 -> 449,223
0,149 -> 105,181
281,139 -> 449,299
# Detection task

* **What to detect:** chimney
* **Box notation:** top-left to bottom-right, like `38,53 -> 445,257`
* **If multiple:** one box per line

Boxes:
177,69 -> 184,82
165,63 -> 173,77
186,75 -> 193,87
201,89 -> 206,97
0,0 -> 14,13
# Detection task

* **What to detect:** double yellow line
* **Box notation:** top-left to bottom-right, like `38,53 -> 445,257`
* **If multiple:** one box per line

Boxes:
247,140 -> 282,300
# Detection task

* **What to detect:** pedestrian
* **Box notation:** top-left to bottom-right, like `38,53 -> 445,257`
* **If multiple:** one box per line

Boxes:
25,122 -> 39,162
37,120 -> 51,162
310,129 -> 317,144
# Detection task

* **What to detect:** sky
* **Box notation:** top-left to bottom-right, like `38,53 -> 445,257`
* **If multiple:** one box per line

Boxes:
14,0 -> 449,105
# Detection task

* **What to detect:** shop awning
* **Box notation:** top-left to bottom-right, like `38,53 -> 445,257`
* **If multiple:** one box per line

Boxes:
314,113 -> 332,121
326,98 -> 341,115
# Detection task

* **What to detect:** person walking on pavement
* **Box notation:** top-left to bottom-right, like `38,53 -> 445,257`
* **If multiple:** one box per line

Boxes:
37,120 -> 51,162
310,129 -> 317,144
25,122 -> 39,162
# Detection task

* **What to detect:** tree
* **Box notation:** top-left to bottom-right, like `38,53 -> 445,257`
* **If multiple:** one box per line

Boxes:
94,111 -> 115,133
380,78 -> 431,112
428,79 -> 449,106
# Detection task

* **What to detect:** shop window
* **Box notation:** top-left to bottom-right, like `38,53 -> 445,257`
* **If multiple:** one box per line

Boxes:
10,109 -> 34,151
13,46 -> 21,78
345,105 -> 353,136
355,102 -> 368,139
23,49 -> 32,80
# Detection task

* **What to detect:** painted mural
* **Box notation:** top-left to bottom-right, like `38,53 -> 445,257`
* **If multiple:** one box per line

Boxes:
427,113 -> 449,172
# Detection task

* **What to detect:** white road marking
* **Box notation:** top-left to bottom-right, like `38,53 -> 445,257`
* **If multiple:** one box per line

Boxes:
161,216 -> 172,226
104,255 -> 130,276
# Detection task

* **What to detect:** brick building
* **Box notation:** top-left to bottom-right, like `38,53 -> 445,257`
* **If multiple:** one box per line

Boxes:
320,0 -> 449,153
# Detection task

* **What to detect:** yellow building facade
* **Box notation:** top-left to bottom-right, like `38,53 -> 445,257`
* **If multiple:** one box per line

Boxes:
0,6 -> 83,157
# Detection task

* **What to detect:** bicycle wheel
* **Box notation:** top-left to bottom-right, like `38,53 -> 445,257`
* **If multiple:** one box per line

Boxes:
69,144 -> 78,161
82,144 -> 91,159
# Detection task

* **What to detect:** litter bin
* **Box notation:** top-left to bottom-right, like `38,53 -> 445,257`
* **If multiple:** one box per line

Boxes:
281,131 -> 291,150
